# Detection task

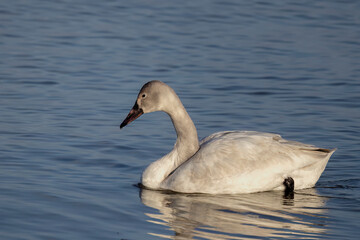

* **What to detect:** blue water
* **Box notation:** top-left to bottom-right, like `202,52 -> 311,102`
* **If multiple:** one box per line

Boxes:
1,0 -> 359,239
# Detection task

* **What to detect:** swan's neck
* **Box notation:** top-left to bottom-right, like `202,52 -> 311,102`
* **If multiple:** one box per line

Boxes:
141,98 -> 199,189
170,101 -> 199,156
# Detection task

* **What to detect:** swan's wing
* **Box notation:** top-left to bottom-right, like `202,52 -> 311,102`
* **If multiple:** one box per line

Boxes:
162,131 -> 335,194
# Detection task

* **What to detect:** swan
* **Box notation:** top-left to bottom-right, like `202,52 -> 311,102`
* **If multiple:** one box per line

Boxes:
120,80 -> 335,194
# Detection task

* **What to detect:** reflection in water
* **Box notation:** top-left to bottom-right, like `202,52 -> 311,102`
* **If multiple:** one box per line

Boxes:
140,188 -> 328,239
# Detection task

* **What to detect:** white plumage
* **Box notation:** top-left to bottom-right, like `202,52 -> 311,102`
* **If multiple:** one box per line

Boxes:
120,81 -> 335,194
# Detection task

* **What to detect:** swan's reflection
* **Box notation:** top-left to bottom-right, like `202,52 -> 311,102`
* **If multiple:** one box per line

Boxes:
140,188 -> 328,239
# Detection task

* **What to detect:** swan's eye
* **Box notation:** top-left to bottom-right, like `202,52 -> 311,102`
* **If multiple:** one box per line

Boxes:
142,93 -> 146,98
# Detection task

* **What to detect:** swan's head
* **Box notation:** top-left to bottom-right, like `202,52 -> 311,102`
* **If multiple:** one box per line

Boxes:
120,80 -> 178,129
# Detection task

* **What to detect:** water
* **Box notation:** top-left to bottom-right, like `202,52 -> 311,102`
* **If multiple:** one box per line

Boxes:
1,0 -> 359,239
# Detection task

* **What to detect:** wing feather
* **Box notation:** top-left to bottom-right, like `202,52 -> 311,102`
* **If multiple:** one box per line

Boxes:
162,131 -> 334,193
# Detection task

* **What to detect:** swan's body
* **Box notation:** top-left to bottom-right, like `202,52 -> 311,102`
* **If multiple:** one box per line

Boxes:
120,81 -> 335,194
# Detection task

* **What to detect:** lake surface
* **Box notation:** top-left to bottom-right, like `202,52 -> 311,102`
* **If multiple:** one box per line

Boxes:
1,0 -> 360,239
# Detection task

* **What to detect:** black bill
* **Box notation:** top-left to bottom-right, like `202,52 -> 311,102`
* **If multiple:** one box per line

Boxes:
120,102 -> 143,129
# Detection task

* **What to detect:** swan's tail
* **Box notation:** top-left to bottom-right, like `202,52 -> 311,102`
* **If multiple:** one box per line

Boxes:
293,148 -> 336,190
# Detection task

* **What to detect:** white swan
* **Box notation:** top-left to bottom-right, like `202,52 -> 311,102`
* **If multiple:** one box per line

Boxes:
120,80 -> 335,194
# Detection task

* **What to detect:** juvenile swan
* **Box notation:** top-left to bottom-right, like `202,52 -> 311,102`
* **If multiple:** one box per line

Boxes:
120,81 -> 335,194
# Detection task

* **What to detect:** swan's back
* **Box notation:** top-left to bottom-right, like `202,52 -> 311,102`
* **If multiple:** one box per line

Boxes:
162,131 -> 335,194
